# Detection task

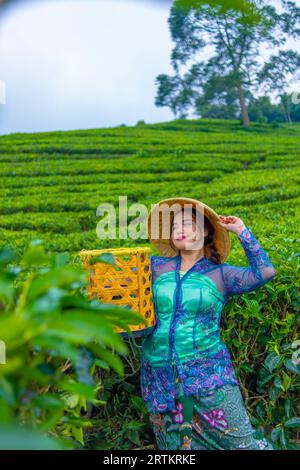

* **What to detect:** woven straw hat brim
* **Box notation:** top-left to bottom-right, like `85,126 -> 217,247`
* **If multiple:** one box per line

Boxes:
147,197 -> 230,263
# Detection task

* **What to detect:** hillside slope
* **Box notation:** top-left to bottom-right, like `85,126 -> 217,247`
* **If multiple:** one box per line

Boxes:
0,118 -> 299,257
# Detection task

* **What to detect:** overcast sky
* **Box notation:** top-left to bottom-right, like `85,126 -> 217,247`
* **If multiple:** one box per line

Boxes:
0,0 -> 174,135
0,0 -> 298,136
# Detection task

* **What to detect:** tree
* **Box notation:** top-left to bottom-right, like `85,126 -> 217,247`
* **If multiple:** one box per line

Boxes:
155,0 -> 300,126
194,72 -> 252,120
257,50 -> 300,124
248,95 -> 284,123
154,73 -> 193,119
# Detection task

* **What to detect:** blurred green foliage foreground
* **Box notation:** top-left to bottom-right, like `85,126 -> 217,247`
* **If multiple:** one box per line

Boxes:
0,241 -> 147,449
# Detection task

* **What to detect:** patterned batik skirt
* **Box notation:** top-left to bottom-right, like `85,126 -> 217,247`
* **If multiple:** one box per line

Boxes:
149,364 -> 275,450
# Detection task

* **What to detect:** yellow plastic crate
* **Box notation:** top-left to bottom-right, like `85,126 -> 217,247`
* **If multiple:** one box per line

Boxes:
79,247 -> 156,338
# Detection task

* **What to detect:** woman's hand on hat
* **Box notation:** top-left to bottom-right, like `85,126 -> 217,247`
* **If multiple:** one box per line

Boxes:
217,215 -> 246,235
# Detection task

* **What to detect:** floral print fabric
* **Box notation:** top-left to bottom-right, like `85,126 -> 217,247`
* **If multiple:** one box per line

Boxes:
149,365 -> 274,450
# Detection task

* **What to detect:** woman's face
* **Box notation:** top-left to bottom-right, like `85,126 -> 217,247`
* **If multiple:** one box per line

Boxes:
171,210 -> 207,252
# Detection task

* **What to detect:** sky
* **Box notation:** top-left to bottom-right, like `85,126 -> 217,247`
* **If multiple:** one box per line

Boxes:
0,0 -> 174,135
0,0 -> 299,136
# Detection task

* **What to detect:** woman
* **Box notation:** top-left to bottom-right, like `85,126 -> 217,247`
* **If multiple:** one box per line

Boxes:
140,197 -> 276,450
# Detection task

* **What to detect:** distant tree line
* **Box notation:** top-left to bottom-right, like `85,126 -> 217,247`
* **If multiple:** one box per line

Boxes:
194,90 -> 300,124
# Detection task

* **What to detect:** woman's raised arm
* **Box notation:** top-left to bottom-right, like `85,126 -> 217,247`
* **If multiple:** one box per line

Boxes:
220,225 -> 276,298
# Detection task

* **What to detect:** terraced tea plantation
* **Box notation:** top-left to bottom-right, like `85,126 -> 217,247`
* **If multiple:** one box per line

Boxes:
0,118 -> 299,261
0,118 -> 299,449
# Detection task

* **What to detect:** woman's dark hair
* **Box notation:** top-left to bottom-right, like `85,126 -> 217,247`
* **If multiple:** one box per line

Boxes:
170,207 -> 221,264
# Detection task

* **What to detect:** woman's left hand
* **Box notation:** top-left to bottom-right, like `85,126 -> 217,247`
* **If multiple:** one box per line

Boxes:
217,215 -> 246,235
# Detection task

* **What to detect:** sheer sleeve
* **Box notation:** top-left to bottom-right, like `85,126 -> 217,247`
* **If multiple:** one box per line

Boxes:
220,226 -> 276,298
